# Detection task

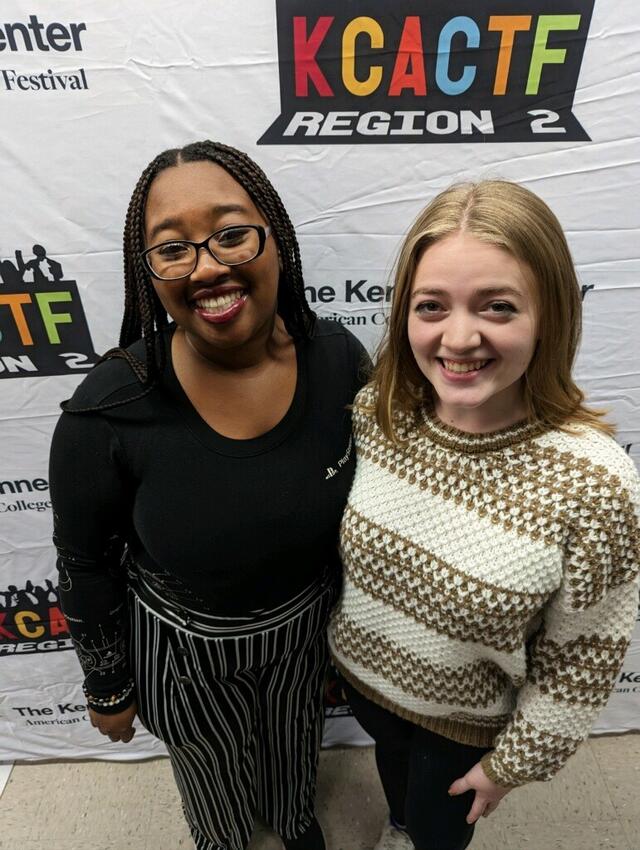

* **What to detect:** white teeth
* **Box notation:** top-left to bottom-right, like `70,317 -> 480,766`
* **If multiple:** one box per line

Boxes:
442,359 -> 488,373
196,291 -> 245,312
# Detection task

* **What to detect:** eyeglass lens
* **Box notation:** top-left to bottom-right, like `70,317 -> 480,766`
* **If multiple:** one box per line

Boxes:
146,226 -> 261,279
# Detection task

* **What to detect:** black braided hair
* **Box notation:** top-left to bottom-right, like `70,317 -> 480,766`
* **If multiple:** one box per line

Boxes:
64,141 -> 315,413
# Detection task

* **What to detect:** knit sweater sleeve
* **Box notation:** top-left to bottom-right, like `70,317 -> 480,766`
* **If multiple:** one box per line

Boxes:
481,453 -> 640,787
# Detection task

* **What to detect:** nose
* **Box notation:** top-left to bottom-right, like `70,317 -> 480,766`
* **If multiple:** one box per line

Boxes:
440,313 -> 482,352
189,245 -> 231,281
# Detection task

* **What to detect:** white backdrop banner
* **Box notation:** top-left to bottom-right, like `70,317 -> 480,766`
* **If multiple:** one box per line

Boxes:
0,0 -> 638,760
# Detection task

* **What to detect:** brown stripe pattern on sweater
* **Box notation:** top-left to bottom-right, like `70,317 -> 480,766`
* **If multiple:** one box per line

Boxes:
354,417 -> 637,603
342,506 -> 546,653
329,384 -> 640,787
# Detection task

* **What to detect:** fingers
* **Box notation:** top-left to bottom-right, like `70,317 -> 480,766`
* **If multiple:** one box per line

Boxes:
448,776 -> 471,796
105,726 -> 136,743
87,704 -> 137,744
482,802 -> 498,818
91,718 -> 136,743
465,793 -> 487,825
450,777 -> 486,825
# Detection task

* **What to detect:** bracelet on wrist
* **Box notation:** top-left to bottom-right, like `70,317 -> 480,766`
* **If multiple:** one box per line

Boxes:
83,679 -> 135,708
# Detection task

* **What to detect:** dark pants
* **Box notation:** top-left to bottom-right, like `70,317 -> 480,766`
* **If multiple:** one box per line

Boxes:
344,681 -> 491,850
130,579 -> 335,850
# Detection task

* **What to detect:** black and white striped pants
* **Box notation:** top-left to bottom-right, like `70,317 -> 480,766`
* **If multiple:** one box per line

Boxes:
128,573 -> 335,850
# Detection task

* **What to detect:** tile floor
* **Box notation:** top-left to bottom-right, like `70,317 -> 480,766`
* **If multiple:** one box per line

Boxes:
0,734 -> 638,850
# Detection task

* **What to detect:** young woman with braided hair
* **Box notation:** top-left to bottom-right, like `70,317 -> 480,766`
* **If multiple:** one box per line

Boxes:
49,141 -> 369,850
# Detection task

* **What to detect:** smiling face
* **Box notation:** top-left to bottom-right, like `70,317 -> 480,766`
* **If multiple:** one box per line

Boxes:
143,160 -> 280,356
407,230 -> 538,432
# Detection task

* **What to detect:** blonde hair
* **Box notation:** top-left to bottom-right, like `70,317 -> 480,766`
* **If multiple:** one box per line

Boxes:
373,180 -> 614,440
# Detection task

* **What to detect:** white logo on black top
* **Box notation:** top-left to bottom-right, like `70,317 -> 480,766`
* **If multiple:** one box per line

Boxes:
325,435 -> 353,480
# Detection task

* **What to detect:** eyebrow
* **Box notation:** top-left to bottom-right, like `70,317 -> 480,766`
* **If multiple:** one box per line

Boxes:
411,286 -> 525,299
147,204 -> 251,243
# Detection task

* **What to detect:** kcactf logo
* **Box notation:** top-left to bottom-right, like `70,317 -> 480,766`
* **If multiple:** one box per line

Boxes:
0,579 -> 72,656
259,0 -> 594,144
0,244 -> 96,378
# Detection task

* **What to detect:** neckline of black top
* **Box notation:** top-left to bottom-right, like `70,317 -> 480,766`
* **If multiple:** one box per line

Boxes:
162,324 -> 308,459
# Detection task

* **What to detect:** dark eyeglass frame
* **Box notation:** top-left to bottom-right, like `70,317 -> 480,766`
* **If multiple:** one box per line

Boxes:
141,224 -> 271,281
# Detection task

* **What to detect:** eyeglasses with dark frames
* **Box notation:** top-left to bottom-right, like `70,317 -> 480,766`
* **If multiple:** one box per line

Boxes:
142,224 -> 271,281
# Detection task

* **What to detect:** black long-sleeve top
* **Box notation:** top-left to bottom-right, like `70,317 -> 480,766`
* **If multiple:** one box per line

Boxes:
50,320 -> 369,708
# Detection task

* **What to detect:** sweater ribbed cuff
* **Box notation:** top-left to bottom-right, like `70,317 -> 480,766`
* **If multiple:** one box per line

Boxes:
480,751 -> 518,789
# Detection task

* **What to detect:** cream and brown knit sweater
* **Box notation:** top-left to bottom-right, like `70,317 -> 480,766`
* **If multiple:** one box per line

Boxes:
329,384 -> 640,788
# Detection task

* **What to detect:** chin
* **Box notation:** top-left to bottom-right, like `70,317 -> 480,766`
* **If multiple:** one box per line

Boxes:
435,389 -> 492,410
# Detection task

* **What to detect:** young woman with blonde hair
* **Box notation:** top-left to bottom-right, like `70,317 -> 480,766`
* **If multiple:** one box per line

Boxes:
329,181 -> 639,850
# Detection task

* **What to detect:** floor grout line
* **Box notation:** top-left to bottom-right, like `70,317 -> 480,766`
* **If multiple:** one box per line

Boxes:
586,739 -> 634,850
588,737 -> 630,812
